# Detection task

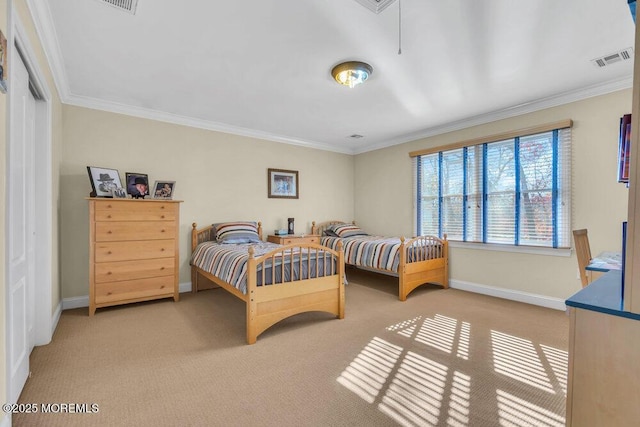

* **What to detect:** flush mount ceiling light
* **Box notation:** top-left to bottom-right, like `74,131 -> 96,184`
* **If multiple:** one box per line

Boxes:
331,61 -> 373,88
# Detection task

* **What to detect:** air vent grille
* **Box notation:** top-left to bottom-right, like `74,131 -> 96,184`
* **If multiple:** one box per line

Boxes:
591,47 -> 634,68
349,134 -> 364,139
354,0 -> 397,14
96,0 -> 138,14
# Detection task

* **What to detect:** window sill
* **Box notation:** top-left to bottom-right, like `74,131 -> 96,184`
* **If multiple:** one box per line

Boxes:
448,240 -> 571,257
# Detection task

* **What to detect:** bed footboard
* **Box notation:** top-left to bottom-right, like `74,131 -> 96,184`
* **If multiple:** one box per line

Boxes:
398,235 -> 449,301
245,242 -> 345,344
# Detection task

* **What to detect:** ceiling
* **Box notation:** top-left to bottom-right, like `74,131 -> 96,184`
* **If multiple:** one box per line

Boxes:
28,0 -> 636,154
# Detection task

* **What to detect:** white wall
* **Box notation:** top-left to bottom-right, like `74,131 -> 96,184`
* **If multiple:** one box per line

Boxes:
354,90 -> 631,300
60,105 -> 355,299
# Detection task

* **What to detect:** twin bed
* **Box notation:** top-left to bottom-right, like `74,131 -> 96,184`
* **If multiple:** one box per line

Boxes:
190,221 -> 345,344
190,220 -> 448,344
312,221 -> 449,301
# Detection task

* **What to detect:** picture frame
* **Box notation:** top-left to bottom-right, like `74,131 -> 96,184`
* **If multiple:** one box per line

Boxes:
268,168 -> 299,199
87,166 -> 123,198
152,181 -> 175,200
125,172 -> 150,199
618,113 -> 632,184
0,29 -> 7,93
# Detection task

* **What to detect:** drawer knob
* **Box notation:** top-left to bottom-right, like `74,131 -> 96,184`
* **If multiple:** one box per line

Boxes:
107,204 -> 112,208
161,215 -> 165,219
160,285 -> 165,289
160,248 -> 165,252
107,271 -> 112,275
160,206 -> 165,209
161,229 -> 165,233
107,292 -> 112,295
107,230 -> 112,234
107,215 -> 112,219
160,267 -> 165,270
107,251 -> 112,255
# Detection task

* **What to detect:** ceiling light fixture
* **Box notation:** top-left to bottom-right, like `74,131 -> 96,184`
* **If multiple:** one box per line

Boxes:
331,61 -> 373,88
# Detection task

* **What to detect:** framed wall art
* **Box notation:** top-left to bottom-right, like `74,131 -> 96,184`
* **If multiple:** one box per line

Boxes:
268,168 -> 298,199
125,172 -> 150,199
0,29 -> 7,93
152,181 -> 175,200
87,166 -> 123,197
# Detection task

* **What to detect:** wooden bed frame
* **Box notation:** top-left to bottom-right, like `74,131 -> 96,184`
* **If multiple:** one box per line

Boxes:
312,221 -> 448,301
191,222 -> 345,344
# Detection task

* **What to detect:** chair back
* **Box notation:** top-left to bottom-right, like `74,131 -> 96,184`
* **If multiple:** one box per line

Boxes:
573,229 -> 592,287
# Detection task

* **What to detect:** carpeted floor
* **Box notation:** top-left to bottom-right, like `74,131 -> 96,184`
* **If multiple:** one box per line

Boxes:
15,268 -> 569,426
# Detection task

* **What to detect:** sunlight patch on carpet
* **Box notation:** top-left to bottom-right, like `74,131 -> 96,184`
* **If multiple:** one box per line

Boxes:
337,314 -> 567,426
386,314 -> 471,360
497,389 -> 565,427
337,337 -> 402,403
491,331 -> 555,393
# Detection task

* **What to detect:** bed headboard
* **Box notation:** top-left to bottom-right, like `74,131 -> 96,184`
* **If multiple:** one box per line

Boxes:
191,222 -> 263,251
311,220 -> 355,236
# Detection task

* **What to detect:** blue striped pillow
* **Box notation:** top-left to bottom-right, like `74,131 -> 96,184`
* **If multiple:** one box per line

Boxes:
214,221 -> 261,244
329,223 -> 368,238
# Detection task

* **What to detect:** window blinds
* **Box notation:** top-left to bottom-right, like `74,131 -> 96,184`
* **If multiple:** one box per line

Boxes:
414,122 -> 572,248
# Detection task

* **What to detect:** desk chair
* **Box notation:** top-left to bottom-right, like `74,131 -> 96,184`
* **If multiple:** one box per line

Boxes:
573,229 -> 592,287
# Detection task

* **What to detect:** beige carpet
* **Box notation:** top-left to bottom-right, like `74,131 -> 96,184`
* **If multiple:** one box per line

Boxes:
15,268 -> 569,427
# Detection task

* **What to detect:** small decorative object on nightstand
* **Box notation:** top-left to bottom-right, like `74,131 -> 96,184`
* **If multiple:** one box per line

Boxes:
267,234 -> 319,245
288,217 -> 295,234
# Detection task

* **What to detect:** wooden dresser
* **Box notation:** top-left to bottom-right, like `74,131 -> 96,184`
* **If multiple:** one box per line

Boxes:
88,198 -> 182,315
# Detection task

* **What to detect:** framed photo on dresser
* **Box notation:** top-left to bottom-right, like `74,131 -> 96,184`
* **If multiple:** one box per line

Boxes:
125,172 -> 150,199
87,166 -> 123,197
152,181 -> 175,200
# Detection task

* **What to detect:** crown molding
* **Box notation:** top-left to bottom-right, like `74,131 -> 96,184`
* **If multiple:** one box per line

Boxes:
353,76 -> 633,154
26,0 -> 633,156
64,93 -> 354,154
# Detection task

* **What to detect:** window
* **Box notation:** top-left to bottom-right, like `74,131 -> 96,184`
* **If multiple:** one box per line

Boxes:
413,122 -> 571,249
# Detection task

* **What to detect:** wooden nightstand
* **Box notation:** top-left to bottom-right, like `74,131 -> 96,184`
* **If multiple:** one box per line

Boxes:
267,234 -> 320,245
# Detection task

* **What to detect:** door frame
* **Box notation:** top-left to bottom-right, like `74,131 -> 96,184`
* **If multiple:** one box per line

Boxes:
4,6 -> 54,406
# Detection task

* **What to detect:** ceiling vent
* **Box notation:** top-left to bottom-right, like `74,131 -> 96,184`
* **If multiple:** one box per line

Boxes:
96,0 -> 138,14
354,0 -> 397,14
349,134 -> 364,139
591,47 -> 634,68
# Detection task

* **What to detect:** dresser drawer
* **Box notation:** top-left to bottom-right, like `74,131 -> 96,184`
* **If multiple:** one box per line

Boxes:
95,221 -> 176,242
95,201 -> 176,221
282,236 -> 319,245
267,235 -> 320,245
95,276 -> 175,304
95,240 -> 175,262
95,258 -> 175,283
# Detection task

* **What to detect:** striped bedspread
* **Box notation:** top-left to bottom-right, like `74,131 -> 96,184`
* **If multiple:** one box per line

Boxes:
320,235 -> 438,272
190,241 -> 334,295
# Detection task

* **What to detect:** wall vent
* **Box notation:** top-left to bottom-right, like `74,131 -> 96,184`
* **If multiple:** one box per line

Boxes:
96,0 -> 138,14
354,0 -> 397,14
349,134 -> 364,139
591,47 -> 634,68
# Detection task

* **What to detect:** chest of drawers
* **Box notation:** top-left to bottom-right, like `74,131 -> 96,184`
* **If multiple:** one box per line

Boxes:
88,198 -> 182,315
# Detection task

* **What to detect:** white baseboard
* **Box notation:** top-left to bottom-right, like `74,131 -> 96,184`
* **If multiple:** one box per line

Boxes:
62,282 -> 193,310
179,281 -> 192,293
62,295 -> 89,310
60,280 -> 565,312
450,279 -> 567,311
